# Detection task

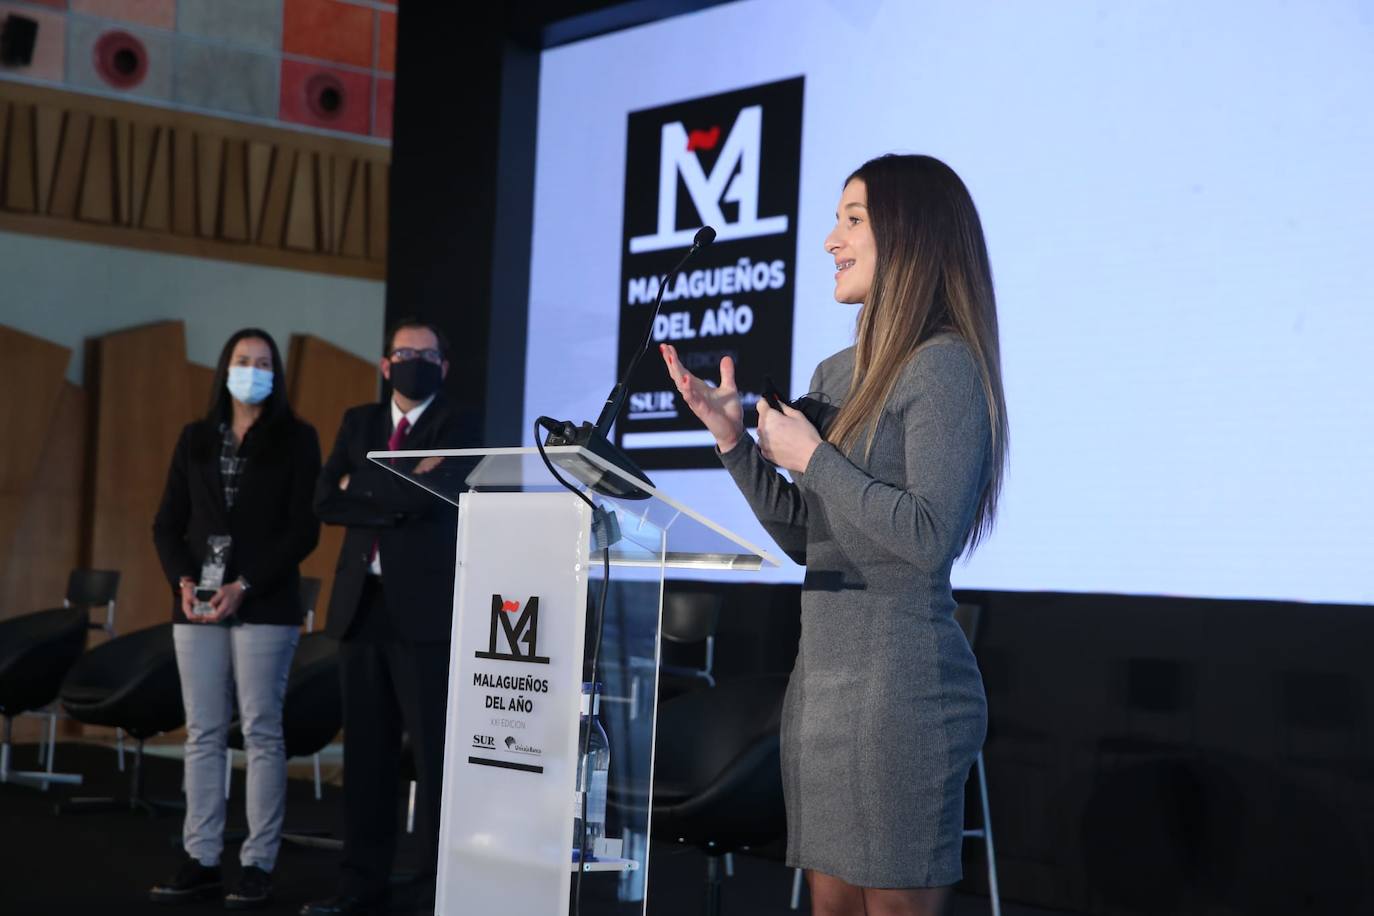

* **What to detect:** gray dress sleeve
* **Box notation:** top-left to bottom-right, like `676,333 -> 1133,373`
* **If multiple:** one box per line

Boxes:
801,341 -> 990,572
716,364 -> 827,565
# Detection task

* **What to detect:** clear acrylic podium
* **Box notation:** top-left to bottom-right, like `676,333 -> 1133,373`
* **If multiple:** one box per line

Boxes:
367,445 -> 780,916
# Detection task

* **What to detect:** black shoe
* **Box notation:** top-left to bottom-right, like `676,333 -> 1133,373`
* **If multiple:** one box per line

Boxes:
225,865 -> 272,909
150,855 -> 223,903
299,893 -> 387,915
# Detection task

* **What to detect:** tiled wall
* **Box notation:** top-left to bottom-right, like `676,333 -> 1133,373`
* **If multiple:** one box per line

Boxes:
0,0 -> 395,140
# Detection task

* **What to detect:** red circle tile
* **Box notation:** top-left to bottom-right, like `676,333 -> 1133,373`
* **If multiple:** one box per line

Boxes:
305,71 -> 348,121
93,30 -> 148,89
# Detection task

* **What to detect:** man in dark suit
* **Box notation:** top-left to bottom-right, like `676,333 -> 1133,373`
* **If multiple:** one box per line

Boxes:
302,319 -> 463,916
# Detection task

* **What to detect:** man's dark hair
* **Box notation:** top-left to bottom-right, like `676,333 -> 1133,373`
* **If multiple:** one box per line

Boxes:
385,317 -> 450,359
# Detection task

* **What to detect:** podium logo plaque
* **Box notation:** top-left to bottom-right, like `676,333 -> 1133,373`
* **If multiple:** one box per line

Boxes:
476,594 -> 551,665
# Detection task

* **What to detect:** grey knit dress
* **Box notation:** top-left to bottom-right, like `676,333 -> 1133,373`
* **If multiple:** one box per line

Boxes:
719,333 -> 991,888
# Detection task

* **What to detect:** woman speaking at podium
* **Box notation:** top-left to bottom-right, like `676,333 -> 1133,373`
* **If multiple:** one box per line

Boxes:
661,154 -> 1007,916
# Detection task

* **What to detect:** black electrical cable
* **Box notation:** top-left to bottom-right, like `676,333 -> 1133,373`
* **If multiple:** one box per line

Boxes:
535,418 -> 613,916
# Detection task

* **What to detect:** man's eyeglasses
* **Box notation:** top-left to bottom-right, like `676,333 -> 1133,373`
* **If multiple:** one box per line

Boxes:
388,347 -> 443,364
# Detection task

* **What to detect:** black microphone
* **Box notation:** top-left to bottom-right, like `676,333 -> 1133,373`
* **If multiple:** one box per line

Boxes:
542,226 -> 717,500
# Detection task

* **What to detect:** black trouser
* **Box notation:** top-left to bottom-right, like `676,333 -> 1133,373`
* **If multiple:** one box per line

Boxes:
338,576 -> 450,900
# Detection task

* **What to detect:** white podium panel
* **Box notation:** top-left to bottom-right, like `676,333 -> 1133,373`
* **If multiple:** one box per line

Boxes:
437,491 -> 591,915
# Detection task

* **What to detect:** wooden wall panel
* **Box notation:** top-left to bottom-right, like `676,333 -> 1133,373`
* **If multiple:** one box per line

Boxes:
0,380 -> 87,743
286,334 -> 378,629
140,126 -> 170,232
0,326 -> 71,595
257,147 -> 290,249
246,141 -> 272,241
87,322 -> 193,635
1,383 -> 87,620
48,110 -> 90,219
33,106 -> 62,215
195,133 -> 223,239
115,119 -> 134,226
221,140 -> 249,242
130,124 -> 159,228
338,160 -> 364,259
0,102 -> 9,195
187,363 -> 215,418
77,116 -> 116,224
283,151 -> 319,252
366,161 -> 388,261
169,128 -> 196,236
0,83 -> 388,279
4,102 -> 37,213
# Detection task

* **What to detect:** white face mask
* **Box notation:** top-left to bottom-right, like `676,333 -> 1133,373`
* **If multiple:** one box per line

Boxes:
226,366 -> 273,405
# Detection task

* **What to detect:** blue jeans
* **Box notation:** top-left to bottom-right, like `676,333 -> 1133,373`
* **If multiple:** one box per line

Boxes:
173,622 -> 299,871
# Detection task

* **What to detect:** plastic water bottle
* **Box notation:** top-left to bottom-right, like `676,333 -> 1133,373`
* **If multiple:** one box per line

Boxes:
573,682 -> 610,861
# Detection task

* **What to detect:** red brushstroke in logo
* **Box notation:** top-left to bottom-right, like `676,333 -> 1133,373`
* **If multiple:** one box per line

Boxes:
686,126 -> 721,151
501,600 -> 521,613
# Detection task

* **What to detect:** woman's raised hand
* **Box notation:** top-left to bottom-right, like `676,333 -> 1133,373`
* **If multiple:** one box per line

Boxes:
660,343 -> 745,452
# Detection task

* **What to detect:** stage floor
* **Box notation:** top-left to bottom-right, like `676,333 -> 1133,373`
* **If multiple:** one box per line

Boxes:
0,741 -> 1072,915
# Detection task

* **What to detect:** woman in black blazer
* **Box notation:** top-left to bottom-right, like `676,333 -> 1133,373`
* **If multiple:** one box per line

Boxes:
151,328 -> 321,909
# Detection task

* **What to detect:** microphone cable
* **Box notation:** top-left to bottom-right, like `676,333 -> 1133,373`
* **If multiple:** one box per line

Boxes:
535,416 -> 613,916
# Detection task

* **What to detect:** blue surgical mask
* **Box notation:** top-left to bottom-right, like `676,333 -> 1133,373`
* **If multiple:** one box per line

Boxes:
226,366 -> 273,405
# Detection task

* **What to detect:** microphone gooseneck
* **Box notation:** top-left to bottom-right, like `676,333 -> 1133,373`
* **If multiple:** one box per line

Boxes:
592,226 -> 717,435
541,226 -> 716,501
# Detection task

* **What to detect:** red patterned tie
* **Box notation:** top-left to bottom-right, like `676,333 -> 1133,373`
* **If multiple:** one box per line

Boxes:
370,416 -> 411,567
388,415 -> 412,455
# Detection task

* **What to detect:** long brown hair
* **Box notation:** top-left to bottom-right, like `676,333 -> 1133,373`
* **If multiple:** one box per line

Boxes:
827,154 -> 1008,553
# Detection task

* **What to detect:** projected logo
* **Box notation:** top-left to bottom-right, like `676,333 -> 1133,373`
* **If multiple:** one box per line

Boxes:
618,76 -> 803,469
475,595 -> 550,665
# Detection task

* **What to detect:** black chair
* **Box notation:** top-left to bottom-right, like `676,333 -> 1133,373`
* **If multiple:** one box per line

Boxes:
400,733 -> 419,836
6,569 -> 120,780
0,607 -> 90,789
615,674 -> 789,916
658,589 -> 721,702
58,623 -> 185,815
64,568 -> 122,636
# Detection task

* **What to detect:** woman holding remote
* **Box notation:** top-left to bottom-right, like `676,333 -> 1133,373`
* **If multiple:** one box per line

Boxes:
660,154 -> 1007,916
151,328 -> 321,909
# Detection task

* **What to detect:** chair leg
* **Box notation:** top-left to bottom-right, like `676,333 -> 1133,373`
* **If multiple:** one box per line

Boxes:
406,779 -> 417,834
224,748 -> 233,800
313,752 -> 322,801
56,737 -> 180,816
1,718 -> 10,781
36,710 -> 56,767
704,855 -> 723,916
116,727 -> 125,771
789,866 -> 804,910
282,831 -> 343,850
43,712 -> 59,788
975,751 -> 1001,916
1,716 -> 82,789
